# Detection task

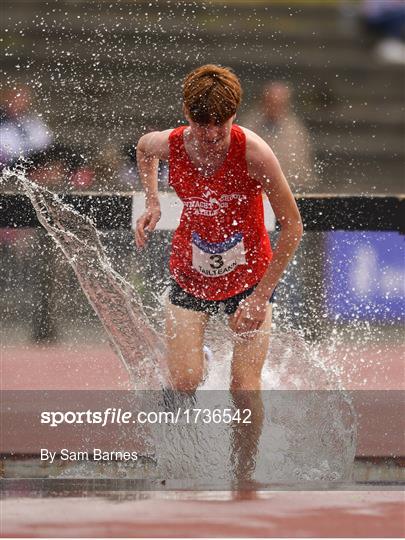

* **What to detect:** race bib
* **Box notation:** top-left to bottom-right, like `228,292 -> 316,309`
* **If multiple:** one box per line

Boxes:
191,232 -> 247,277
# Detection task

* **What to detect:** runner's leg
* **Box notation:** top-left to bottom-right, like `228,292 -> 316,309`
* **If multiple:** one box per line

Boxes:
229,304 -> 272,390
228,304 -> 272,481
165,301 -> 209,392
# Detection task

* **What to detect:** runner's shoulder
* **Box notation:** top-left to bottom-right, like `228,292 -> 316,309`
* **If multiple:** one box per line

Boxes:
239,126 -> 276,166
137,129 -> 173,160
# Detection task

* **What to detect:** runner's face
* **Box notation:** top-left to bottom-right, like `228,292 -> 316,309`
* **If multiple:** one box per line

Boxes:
187,115 -> 234,149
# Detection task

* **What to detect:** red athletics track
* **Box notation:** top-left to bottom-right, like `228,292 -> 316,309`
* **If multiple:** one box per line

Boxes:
1,490 -> 404,537
2,338 -> 403,391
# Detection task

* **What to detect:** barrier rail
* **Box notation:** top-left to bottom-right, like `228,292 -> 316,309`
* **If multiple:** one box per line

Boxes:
1,192 -> 404,232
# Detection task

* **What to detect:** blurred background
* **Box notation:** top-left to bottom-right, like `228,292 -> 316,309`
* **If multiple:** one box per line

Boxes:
2,0 -> 404,193
1,0 -> 403,370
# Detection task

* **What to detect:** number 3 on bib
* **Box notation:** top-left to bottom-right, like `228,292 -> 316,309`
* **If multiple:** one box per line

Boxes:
191,232 -> 247,277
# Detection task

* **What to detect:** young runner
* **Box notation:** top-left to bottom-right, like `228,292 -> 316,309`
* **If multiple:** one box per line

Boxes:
135,64 -> 303,393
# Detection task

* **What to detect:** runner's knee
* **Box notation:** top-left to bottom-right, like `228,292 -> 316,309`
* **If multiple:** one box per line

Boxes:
168,358 -> 204,392
230,372 -> 262,391
170,372 -> 203,393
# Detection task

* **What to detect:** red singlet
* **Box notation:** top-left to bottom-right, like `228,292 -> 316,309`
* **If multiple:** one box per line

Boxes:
168,124 -> 273,301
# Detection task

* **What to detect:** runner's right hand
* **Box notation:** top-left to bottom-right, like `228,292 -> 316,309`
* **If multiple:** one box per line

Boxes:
134,204 -> 161,248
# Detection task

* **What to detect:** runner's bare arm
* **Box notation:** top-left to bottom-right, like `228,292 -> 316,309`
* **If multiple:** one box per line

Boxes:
136,129 -> 171,203
134,129 -> 172,248
244,127 -> 303,301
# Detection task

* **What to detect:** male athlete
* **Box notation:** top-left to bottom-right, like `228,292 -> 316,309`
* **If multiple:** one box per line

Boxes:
135,64 -> 303,395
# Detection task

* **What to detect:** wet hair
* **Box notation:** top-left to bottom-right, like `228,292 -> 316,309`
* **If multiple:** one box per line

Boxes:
183,64 -> 242,125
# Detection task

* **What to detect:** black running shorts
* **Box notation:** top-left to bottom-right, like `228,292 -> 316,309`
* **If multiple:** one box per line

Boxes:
168,278 -> 275,316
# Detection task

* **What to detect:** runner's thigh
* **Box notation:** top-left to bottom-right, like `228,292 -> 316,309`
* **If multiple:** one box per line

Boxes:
165,301 -> 209,389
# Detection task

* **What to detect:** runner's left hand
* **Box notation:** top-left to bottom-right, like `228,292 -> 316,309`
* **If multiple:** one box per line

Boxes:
229,294 -> 268,339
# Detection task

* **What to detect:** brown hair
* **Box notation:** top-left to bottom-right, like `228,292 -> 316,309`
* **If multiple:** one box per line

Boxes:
183,64 -> 242,124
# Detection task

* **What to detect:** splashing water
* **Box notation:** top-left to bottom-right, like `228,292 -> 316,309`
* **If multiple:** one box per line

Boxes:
2,164 -> 168,389
2,166 -> 357,483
